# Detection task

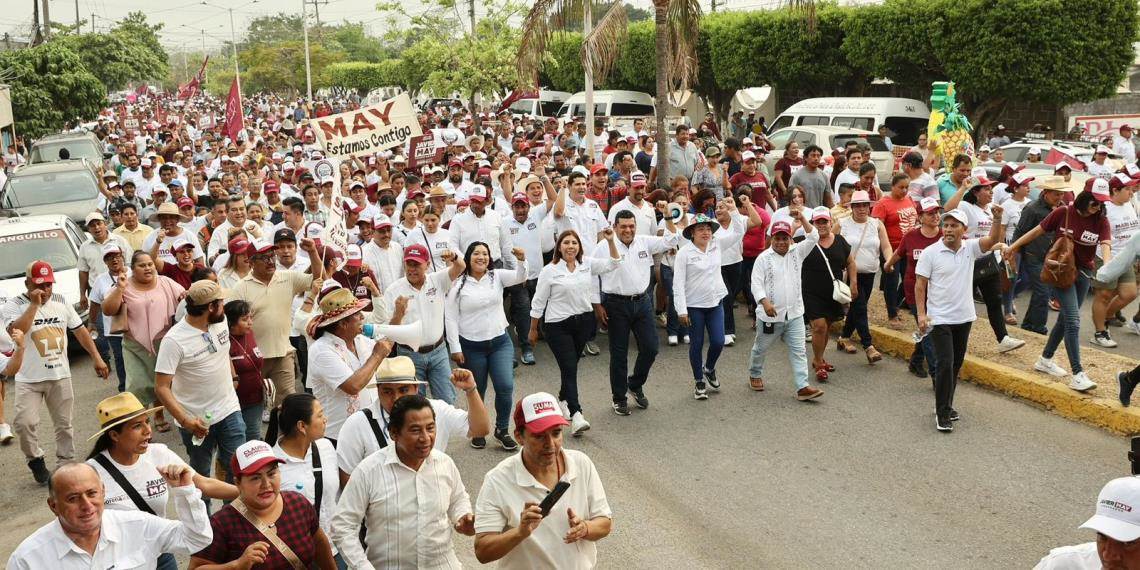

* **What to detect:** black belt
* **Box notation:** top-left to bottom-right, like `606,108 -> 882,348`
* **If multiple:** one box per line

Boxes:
398,337 -> 444,354
606,292 -> 647,302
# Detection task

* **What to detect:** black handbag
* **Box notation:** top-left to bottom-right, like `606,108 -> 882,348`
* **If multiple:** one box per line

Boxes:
974,252 -> 1001,282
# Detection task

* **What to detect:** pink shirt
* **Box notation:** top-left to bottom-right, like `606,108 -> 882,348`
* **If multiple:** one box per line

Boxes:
123,276 -> 185,351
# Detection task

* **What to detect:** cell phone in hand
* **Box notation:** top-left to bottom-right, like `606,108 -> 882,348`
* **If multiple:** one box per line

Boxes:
538,481 -> 571,517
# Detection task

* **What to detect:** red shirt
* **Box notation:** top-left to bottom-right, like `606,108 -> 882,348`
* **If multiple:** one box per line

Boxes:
159,263 -> 204,290
1039,206 -> 1111,270
741,205 -> 771,258
729,171 -> 774,208
773,157 -> 804,200
333,267 -> 380,312
195,491 -> 319,569
871,195 -> 918,248
898,228 -> 942,306
584,184 -> 626,216
228,332 -> 265,407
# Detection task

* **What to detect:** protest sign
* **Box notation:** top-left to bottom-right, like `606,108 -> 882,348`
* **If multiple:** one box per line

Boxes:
312,93 -> 422,159
406,134 -> 443,170
320,196 -> 350,264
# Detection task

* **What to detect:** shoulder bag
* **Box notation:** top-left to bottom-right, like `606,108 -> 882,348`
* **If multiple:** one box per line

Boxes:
818,240 -> 852,304
1041,206 -> 1078,289
231,498 -> 306,570
92,454 -> 156,515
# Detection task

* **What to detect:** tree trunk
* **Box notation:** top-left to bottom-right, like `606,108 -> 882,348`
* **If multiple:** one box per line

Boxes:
584,2 -> 595,162
962,96 -> 1008,147
653,0 -> 671,189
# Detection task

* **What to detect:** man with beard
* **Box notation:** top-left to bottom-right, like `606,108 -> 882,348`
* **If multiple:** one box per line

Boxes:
607,173 -> 657,237
155,281 -> 246,481
441,158 -> 480,201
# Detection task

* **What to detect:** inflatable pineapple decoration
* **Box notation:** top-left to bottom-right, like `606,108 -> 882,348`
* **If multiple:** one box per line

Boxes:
929,82 -> 975,164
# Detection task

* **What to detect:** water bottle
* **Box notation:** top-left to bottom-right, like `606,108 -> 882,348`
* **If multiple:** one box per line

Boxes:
190,412 -> 213,446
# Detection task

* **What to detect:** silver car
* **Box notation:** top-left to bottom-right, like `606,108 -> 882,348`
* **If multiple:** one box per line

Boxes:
0,160 -> 102,225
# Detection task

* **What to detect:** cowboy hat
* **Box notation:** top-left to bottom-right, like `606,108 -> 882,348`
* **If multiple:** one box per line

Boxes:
88,393 -> 164,441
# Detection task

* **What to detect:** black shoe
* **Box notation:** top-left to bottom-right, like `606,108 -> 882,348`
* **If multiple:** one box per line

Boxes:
694,381 -> 709,400
704,368 -> 720,392
470,437 -> 486,450
494,428 -> 518,451
1120,372 -> 1138,407
949,409 -> 960,422
908,360 -> 928,378
612,401 -> 631,416
935,416 -> 953,432
629,387 -> 649,409
28,456 -> 49,485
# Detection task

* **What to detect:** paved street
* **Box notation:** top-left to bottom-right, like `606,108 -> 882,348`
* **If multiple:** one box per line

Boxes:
0,307 -> 1133,568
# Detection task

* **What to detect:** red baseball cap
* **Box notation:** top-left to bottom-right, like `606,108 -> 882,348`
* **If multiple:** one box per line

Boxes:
263,180 -> 280,193
27,260 -> 55,285
589,164 -> 608,176
403,244 -> 431,265
177,197 -> 195,209
511,192 -> 528,204
228,237 -> 251,255
770,221 -> 793,237
512,392 -> 570,434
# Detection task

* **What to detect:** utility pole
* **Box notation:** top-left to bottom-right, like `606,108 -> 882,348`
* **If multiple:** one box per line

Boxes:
90,13 -> 95,33
75,0 -> 80,30
228,7 -> 241,93
309,0 -> 327,28
468,0 -> 475,34
301,0 -> 313,100
41,0 -> 51,40
31,0 -> 41,45
710,0 -> 718,12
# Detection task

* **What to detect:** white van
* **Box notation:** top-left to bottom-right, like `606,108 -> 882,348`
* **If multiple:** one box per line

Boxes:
558,90 -> 655,131
505,90 -> 572,120
770,97 -> 930,147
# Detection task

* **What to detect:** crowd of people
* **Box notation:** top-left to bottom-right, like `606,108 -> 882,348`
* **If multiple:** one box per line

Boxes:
1,89 -> 1139,568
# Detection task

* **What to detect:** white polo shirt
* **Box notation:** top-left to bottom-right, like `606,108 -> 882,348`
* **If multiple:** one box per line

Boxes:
474,449 -> 612,570
914,237 -> 984,326
307,333 -> 380,439
505,203 -> 552,281
384,269 -> 453,347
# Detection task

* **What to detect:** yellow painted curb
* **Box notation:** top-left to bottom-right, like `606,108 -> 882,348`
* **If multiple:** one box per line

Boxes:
871,325 -> 1140,436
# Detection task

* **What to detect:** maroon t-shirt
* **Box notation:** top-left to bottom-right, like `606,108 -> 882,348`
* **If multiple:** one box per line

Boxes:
1039,206 -> 1111,270
729,171 -> 774,208
159,263 -> 203,290
773,157 -> 804,199
195,491 -> 318,569
332,268 -> 379,312
228,332 -> 265,407
899,228 -> 942,306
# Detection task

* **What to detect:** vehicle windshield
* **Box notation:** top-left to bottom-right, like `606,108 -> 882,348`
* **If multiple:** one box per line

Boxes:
830,134 -> 889,152
610,103 -> 654,116
539,101 -> 564,117
0,230 -> 77,279
29,141 -> 102,163
3,170 -> 99,207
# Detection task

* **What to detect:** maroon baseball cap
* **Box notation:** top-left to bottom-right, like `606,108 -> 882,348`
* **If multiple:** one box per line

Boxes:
770,221 -> 793,236
228,237 -> 251,255
511,192 -> 528,204
177,197 -> 195,209
27,260 -> 55,285
263,180 -> 280,193
403,244 -> 431,265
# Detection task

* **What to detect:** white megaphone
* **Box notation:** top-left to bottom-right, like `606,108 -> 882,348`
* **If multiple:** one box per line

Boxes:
362,322 -> 423,351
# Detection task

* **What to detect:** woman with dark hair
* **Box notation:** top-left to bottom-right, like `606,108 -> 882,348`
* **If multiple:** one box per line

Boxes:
872,173 -> 918,327
800,207 -> 857,382
528,229 -> 620,435
690,188 -> 716,218
659,189 -> 693,345
1006,187 -> 1111,392
445,241 -> 528,450
736,186 -> 772,327
772,186 -> 809,238
395,199 -> 421,246
267,394 -> 342,569
773,141 -> 803,205
102,250 -> 185,433
403,204 -> 451,269
86,392 -> 236,570
226,299 -> 266,442
675,213 -> 730,399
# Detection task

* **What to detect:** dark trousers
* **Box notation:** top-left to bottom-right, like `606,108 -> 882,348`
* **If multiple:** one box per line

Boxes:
97,335 -> 127,392
910,313 -> 938,379
660,265 -> 688,337
976,273 -> 1008,341
290,335 -> 309,391
504,280 -> 533,351
604,294 -> 659,404
881,256 -> 905,319
542,312 -> 595,415
740,255 -> 758,314
1020,257 -> 1052,334
841,272 -> 876,348
720,261 -> 742,335
930,322 -> 971,420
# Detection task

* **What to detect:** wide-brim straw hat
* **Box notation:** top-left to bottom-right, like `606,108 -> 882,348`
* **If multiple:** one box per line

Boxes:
88,392 -> 163,441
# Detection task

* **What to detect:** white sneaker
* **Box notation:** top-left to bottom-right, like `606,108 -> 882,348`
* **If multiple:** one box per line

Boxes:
0,423 -> 12,445
667,335 -> 679,346
683,335 -> 690,344
570,412 -> 591,436
996,336 -> 1026,353
262,408 -> 271,423
724,334 -> 735,346
1069,371 -> 1097,392
1127,320 -> 1140,336
1091,331 -> 1119,348
1034,356 -> 1069,377
559,400 -> 571,420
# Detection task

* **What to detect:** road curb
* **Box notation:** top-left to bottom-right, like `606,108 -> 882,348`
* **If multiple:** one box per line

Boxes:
870,324 -> 1140,436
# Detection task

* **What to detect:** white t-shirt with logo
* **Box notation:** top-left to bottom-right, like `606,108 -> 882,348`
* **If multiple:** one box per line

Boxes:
0,294 -> 83,383
87,272 -> 125,338
154,319 -> 241,427
88,443 -> 190,517
1102,201 -> 1139,259
383,270 -> 454,347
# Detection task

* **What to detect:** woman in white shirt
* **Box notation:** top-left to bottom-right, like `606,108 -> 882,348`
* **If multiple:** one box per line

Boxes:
528,228 -> 620,434
265,393 -> 342,567
404,205 -> 451,270
836,191 -> 892,363
216,236 -> 253,289
86,392 -> 236,570
714,194 -> 759,346
674,214 -> 729,401
1091,178 -> 1139,344
394,199 -> 421,246
998,174 -> 1033,323
445,242 -> 528,450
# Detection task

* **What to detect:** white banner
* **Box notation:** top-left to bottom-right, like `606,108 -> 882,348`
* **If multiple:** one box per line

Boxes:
312,93 -> 422,159
321,196 -> 350,265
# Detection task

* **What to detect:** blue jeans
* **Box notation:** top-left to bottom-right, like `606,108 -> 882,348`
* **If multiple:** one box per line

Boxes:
686,305 -> 725,381
660,265 -> 688,337
96,335 -> 127,392
604,294 -> 659,404
240,404 -> 263,443
841,272 -> 876,348
156,552 -> 177,570
720,262 -> 742,335
398,344 -> 456,404
459,333 -> 515,431
1042,270 -> 1091,374
1020,257 -> 1052,334
179,410 -> 246,484
1002,252 -> 1033,316
748,315 -> 809,391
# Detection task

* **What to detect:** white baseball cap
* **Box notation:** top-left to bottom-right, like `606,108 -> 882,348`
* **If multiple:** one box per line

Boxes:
1080,477 -> 1140,542
978,145 -> 992,153
514,392 -> 570,434
918,196 -> 941,213
1027,147 -> 1042,156
230,440 -> 284,476
1096,145 -> 1111,155
741,151 -> 757,162
941,208 -> 968,226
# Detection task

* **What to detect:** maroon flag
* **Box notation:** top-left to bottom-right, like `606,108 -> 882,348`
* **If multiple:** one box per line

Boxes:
1044,148 -> 1086,172
497,89 -> 538,113
224,77 -> 243,142
178,56 -> 209,100
135,83 -> 149,96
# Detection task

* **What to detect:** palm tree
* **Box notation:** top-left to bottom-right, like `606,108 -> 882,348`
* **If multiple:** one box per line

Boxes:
518,0 -> 700,187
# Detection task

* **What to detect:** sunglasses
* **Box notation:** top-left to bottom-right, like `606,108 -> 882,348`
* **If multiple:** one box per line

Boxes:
202,332 -> 218,354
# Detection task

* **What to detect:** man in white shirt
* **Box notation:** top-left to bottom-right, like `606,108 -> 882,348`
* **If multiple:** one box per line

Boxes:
361,214 -> 404,291
1114,124 -> 1137,166
207,196 -> 263,262
474,392 -> 613,568
6,462 -> 212,570
154,281 -> 245,482
505,178 -> 556,365
1034,476 -> 1140,570
553,171 -> 608,256
332,394 -> 475,569
440,158 -> 480,201
606,174 -> 657,236
747,217 -> 824,400
335,356 -> 490,480
385,244 -> 465,404
833,147 -> 863,203
3,262 -> 109,484
77,212 -> 132,314
448,191 -> 516,268
915,206 -> 1003,432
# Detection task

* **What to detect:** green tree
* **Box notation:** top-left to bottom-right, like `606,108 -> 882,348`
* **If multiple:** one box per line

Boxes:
237,41 -> 345,94
321,60 -> 404,92
539,32 -> 584,92
244,13 -> 304,46
1,43 -> 105,138
57,32 -> 167,92
329,23 -> 389,62
111,11 -> 168,66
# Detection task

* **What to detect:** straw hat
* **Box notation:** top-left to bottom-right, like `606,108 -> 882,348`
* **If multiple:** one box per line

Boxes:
1038,175 -> 1073,192
306,287 -> 368,337
372,356 -> 426,386
88,393 -> 163,441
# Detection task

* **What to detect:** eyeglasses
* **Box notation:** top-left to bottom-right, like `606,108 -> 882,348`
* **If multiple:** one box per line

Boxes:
202,332 -> 218,354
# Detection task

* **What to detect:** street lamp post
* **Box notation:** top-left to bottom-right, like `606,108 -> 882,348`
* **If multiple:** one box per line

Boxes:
228,7 -> 240,94
302,0 -> 313,100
